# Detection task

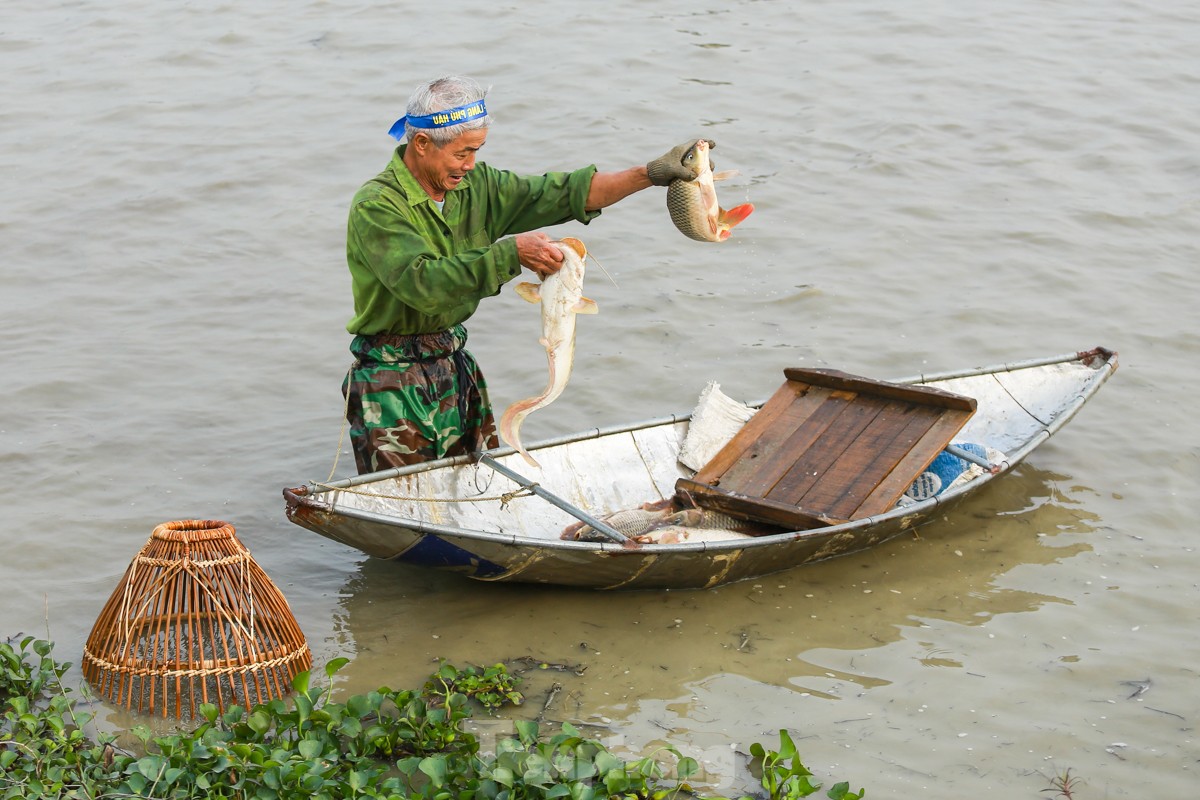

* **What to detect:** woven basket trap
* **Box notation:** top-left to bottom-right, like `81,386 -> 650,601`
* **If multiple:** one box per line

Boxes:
82,519 -> 311,718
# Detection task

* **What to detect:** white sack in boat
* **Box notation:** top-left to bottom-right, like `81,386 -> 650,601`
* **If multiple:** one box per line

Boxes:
678,381 -> 757,472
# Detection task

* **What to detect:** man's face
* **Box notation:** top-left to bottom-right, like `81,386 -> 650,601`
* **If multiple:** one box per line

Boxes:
411,129 -> 488,199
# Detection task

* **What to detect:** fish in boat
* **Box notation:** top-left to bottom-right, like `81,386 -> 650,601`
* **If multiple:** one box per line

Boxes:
284,347 -> 1118,590
665,138 -> 754,242
498,237 -> 598,468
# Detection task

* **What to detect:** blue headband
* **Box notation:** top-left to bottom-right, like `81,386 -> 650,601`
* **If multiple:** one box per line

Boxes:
387,100 -> 489,140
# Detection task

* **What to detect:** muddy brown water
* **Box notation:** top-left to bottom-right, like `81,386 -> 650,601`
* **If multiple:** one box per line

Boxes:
3,1 -> 1198,796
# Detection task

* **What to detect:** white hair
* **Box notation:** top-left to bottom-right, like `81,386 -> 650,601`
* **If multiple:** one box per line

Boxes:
404,75 -> 492,146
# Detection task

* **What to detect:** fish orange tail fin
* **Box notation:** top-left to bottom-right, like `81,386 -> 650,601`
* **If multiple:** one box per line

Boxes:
498,398 -> 544,468
721,202 -> 755,226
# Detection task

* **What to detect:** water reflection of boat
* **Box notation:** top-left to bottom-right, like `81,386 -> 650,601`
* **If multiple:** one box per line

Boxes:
284,348 -> 1116,590
329,458 -> 1101,703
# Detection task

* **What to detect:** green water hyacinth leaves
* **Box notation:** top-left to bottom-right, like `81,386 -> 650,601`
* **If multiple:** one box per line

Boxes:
468,719 -> 699,800
0,636 -> 63,703
740,730 -> 864,800
426,660 -> 524,711
2,638 -> 870,800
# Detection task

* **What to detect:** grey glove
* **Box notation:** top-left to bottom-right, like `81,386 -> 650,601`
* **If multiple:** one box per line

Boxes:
646,138 -> 716,185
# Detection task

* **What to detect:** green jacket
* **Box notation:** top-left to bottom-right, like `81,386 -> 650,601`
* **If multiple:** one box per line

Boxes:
345,145 -> 600,335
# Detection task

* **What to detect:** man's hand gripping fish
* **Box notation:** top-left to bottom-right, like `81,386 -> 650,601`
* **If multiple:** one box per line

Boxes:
499,237 -> 597,468
665,139 -> 754,242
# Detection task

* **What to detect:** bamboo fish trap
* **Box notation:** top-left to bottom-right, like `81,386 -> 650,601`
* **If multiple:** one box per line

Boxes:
82,520 -> 311,718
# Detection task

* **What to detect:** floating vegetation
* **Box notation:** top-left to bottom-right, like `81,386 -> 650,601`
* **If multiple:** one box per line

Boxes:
1,635 -> 866,799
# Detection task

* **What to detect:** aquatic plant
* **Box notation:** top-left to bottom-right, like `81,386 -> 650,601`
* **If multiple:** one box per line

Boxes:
1042,767 -> 1083,799
740,729 -> 864,800
1,636 -> 867,800
424,661 -> 524,712
0,635 -> 64,705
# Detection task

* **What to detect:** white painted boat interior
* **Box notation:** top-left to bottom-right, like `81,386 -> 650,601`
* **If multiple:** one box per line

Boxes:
325,357 -> 1105,543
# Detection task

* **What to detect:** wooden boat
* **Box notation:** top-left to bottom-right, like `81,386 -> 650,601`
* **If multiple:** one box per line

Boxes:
284,347 -> 1117,590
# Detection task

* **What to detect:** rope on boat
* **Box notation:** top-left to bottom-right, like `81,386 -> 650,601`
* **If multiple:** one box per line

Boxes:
307,480 -> 536,507
325,364 -> 356,483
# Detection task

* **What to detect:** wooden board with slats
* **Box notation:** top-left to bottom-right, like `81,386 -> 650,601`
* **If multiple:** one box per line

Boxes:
675,368 -> 977,531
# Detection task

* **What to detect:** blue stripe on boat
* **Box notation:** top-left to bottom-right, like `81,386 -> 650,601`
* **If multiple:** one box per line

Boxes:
394,535 -> 506,577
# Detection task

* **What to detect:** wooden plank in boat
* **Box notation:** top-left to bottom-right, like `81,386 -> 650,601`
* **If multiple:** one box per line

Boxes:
674,481 -> 844,531
677,368 -> 976,530
690,379 -> 809,484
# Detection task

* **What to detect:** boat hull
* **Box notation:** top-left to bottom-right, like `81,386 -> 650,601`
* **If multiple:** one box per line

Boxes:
284,348 -> 1117,590
286,489 -> 976,589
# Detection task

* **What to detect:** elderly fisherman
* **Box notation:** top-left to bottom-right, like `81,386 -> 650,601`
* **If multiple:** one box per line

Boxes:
342,74 -> 707,474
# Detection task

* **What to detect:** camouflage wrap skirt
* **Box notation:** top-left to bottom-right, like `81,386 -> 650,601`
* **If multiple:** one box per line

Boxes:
342,325 -> 499,474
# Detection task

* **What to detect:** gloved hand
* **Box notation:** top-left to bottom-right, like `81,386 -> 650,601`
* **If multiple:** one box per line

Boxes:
646,138 -> 716,185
